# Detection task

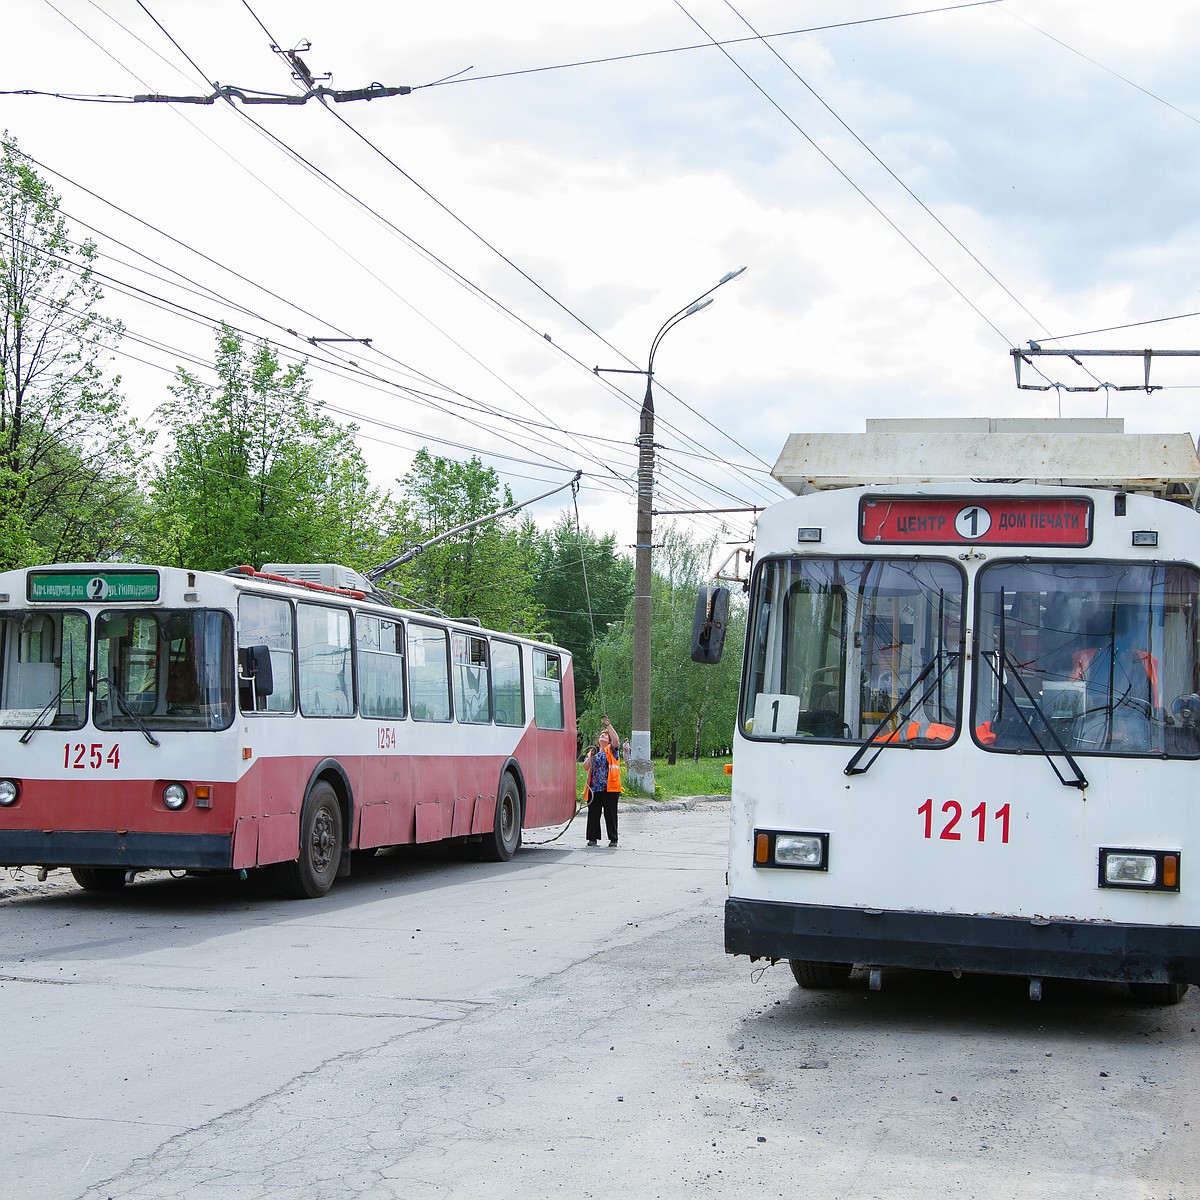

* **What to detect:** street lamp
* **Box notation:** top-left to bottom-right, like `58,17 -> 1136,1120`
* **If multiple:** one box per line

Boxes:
596,265 -> 746,795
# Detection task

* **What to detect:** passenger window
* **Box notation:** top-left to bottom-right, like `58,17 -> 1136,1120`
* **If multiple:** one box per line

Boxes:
297,603 -> 353,717
358,615 -> 405,718
533,650 -> 564,730
492,641 -> 524,727
238,594 -> 295,713
453,633 -> 491,724
409,623 -> 451,721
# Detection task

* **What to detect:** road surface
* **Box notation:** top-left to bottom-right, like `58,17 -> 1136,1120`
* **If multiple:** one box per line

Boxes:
1,800 -> 1196,1199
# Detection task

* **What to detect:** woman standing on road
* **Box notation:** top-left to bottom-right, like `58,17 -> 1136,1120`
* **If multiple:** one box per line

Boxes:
584,716 -> 622,847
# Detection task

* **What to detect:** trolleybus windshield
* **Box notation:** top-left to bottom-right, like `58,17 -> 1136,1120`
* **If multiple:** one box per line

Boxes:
974,560 -> 1200,758
741,557 -> 964,743
0,610 -> 89,734
94,609 -> 235,732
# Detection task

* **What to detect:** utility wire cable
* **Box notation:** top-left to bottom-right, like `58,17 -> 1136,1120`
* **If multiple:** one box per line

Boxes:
239,0 -> 778,494
35,3 -> 778,514
32,5 -> 779,515
419,2 -> 1006,90
716,0 -> 1095,393
1005,8 -> 1200,128
669,0 -> 1030,359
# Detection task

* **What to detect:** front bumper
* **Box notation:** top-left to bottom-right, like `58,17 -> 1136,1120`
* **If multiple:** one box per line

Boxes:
0,829 -> 233,871
726,897 -> 1200,985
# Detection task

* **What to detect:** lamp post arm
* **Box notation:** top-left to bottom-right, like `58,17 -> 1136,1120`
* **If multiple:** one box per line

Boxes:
648,296 -> 714,373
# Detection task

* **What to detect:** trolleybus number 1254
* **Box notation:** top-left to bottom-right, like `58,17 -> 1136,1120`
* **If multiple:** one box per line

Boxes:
64,743 -> 121,770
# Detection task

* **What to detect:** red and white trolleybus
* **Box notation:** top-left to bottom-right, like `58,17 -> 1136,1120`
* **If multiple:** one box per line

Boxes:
697,418 -> 1200,1003
0,562 -> 577,897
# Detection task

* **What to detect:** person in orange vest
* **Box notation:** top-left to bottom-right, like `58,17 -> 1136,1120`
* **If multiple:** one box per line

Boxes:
584,716 -> 622,847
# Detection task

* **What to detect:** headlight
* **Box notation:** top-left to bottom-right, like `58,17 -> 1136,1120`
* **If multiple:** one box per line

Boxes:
753,828 -> 829,871
775,833 -> 825,867
1105,854 -> 1157,885
0,779 -> 19,806
1099,847 -> 1180,891
162,783 -> 188,811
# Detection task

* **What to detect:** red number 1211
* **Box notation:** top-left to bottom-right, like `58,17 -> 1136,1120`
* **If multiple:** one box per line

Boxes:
918,798 -> 1010,844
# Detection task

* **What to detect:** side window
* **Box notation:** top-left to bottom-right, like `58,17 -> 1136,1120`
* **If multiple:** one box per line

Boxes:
238,594 -> 295,713
297,604 -> 353,717
533,649 -> 564,731
492,640 -> 524,727
408,622 -> 451,721
357,614 -> 406,719
453,632 -> 491,724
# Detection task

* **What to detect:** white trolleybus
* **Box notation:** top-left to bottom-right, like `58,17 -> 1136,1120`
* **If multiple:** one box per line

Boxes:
0,562 -> 578,898
698,418 -> 1200,1003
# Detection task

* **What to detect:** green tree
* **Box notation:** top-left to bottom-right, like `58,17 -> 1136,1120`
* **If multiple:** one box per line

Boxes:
587,523 -> 745,768
0,133 -> 150,568
148,325 -> 387,571
532,511 -> 633,707
374,449 -> 545,635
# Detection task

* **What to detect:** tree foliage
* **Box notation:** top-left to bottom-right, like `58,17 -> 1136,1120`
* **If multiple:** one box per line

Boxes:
0,133 -> 150,568
531,511 -> 633,706
148,324 -> 386,572
585,523 -> 745,762
373,449 -> 545,635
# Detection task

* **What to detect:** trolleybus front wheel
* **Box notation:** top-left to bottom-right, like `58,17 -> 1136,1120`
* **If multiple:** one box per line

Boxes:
479,774 -> 522,862
1129,981 -> 1189,1005
70,866 -> 127,892
281,781 -> 343,899
789,960 -> 853,989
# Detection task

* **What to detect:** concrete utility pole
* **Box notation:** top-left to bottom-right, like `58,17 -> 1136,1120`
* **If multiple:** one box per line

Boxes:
596,266 -> 745,795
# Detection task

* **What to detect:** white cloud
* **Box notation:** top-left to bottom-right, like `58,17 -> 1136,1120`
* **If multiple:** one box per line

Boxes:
3,0 -> 1200,554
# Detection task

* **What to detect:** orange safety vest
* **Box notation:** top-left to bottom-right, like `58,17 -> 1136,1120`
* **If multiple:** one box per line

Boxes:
873,721 -> 956,744
603,745 -> 622,793
1070,648 -> 1160,704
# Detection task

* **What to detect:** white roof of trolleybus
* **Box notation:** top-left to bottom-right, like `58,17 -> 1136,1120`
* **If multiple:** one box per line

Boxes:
772,418 -> 1200,505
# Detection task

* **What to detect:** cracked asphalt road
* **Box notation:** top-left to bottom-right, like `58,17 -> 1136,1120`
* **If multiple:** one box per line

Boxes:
2,801 -> 1197,1199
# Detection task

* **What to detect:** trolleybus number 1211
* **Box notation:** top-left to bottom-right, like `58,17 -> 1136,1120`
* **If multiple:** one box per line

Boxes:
918,798 -> 1010,844
63,743 -> 121,771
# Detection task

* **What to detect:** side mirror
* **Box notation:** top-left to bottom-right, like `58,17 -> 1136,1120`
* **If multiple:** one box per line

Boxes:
249,645 -> 274,697
238,644 -> 274,709
691,586 -> 730,664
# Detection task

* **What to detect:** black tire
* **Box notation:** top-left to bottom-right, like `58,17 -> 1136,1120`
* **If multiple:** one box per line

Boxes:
279,780 -> 343,899
70,866 -> 127,892
789,960 -> 853,989
479,774 -> 522,862
1129,981 -> 1189,1005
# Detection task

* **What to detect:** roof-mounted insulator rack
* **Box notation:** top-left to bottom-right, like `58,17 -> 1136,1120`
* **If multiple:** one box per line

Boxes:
227,564 -> 369,600
772,418 -> 1200,508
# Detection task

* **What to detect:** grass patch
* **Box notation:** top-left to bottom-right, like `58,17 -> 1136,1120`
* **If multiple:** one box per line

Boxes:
577,756 -> 732,801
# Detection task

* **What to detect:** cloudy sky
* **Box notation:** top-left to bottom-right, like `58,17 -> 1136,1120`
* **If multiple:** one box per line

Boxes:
4,1 -> 1200,553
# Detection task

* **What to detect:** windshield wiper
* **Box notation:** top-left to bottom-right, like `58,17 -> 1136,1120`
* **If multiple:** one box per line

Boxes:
108,681 -> 161,747
981,651 -> 1087,789
19,673 -> 77,744
844,655 -> 946,776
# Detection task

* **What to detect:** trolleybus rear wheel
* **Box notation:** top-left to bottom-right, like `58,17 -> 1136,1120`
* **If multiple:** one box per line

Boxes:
280,781 -> 343,899
789,960 -> 853,989
479,774 -> 522,862
70,866 -> 127,892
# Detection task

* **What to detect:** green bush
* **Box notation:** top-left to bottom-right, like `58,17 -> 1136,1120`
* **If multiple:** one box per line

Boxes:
576,757 -> 732,801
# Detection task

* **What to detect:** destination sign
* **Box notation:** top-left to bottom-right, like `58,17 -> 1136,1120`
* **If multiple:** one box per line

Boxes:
859,496 -> 1093,547
28,570 -> 160,603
